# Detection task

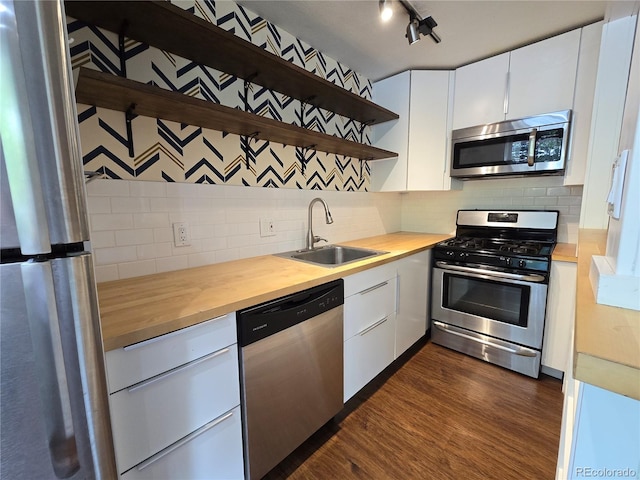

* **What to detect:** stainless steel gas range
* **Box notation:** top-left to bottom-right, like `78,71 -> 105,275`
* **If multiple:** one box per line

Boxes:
430,210 -> 558,378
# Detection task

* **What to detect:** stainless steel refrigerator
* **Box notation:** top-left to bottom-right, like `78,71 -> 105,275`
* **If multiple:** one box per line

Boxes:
0,1 -> 117,478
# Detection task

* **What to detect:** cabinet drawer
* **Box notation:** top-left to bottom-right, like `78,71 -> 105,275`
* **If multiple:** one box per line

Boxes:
120,406 -> 244,480
344,277 -> 396,339
110,344 -> 240,473
343,261 -> 397,297
344,313 -> 396,402
106,312 -> 236,393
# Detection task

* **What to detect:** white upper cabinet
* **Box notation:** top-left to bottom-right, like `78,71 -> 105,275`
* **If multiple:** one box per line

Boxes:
372,70 -> 455,191
452,53 -> 510,130
564,21 -> 604,186
507,29 -> 581,119
452,30 -> 581,130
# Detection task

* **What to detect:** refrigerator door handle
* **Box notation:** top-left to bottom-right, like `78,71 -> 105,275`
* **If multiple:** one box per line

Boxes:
0,0 -> 52,255
21,261 -> 79,478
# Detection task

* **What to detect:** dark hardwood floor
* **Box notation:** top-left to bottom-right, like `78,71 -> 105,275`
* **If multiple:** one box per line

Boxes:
264,340 -> 564,480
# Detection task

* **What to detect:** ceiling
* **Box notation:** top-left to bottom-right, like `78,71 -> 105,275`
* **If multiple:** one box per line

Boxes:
236,0 -> 611,82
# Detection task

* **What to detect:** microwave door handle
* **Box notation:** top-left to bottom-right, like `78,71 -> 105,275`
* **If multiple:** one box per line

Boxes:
527,128 -> 537,167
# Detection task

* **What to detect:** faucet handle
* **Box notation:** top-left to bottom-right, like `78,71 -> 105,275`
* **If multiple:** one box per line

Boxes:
313,236 -> 328,245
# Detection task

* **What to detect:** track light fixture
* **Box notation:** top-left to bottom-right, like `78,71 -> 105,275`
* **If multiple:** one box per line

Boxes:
379,0 -> 393,22
398,0 -> 441,45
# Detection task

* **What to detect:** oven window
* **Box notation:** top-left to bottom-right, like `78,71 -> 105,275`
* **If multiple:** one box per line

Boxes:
443,273 -> 530,327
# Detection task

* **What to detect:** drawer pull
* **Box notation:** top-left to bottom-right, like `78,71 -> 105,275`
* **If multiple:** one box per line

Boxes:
358,317 -> 388,336
127,347 -> 230,393
123,315 -> 229,351
359,281 -> 388,296
136,410 -> 235,471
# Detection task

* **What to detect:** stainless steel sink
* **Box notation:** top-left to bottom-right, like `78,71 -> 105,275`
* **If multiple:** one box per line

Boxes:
276,245 -> 387,267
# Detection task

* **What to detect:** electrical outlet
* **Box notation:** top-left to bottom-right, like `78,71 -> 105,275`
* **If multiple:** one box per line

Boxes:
259,218 -> 275,237
172,222 -> 191,247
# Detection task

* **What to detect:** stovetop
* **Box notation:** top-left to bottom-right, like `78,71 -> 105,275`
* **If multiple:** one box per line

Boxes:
433,236 -> 555,274
436,236 -> 554,256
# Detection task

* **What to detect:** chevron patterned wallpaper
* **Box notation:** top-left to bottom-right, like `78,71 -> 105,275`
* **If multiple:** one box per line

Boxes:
67,0 -> 373,191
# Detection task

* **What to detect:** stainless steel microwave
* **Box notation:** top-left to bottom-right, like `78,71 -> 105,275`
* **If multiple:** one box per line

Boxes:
450,110 -> 571,178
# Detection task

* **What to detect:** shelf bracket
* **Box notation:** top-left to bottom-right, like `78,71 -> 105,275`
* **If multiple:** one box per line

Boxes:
125,103 -> 136,158
300,144 -> 317,175
358,121 -> 375,183
243,74 -> 258,114
242,131 -> 260,170
118,21 -> 129,77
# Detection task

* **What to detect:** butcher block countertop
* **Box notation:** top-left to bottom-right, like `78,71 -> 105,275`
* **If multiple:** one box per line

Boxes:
574,229 -> 640,400
97,232 -> 450,351
552,242 -> 577,262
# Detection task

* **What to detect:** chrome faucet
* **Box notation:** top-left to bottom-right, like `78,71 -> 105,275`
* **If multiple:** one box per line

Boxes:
306,197 -> 333,250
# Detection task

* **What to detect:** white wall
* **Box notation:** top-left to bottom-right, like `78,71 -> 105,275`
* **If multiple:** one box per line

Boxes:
87,179 -> 402,282
401,176 -> 583,244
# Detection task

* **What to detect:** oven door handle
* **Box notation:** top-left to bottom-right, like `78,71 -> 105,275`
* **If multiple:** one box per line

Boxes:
433,322 -> 538,357
435,261 -> 546,283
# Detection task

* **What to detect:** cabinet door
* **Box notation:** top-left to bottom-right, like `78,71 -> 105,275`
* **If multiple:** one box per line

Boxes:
395,251 -> 430,358
564,22 -> 603,185
372,71 -> 411,191
507,29 -> 580,119
110,344 -> 240,473
452,53 -> 510,130
120,406 -> 244,480
344,313 -> 396,402
407,71 -> 453,191
542,261 -> 577,373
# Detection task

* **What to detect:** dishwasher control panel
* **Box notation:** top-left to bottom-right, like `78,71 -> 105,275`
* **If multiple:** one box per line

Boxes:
237,279 -> 344,347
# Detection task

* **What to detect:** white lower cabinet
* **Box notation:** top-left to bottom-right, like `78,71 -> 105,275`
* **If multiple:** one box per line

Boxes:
121,406 -> 244,480
542,261 -> 577,375
343,262 -> 397,402
394,251 -> 430,358
344,313 -> 397,401
105,313 -> 244,479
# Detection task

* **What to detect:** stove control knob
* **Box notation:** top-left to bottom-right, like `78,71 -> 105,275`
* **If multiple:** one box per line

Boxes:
505,257 -> 512,266
518,260 -> 526,268
447,251 -> 455,256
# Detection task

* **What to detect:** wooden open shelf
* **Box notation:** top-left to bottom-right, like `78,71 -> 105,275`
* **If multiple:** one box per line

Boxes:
75,68 -> 397,160
65,0 -> 398,126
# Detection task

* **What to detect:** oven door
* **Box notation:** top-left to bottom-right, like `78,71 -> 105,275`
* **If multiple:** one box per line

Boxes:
431,264 -> 548,349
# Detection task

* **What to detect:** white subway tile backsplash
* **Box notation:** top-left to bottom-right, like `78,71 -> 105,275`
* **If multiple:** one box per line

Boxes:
92,214 -> 134,231
86,179 -> 130,197
133,212 -> 170,229
95,246 -> 138,265
153,227 -> 173,243
94,264 -> 119,283
115,228 -> 154,246
547,186 -> 572,196
156,255 -> 189,273
90,231 -> 116,249
401,176 -> 583,243
129,180 -> 167,198
524,187 -> 547,196
87,197 -> 112,214
111,197 -> 151,214
87,175 -> 582,282
118,260 -> 157,279
187,252 -> 218,268
534,197 -> 558,206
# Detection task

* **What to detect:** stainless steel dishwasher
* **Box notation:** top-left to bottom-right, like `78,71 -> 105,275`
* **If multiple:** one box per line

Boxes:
237,279 -> 344,480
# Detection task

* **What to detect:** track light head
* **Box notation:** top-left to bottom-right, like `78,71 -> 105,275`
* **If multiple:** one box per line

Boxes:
399,0 -> 441,45
379,0 -> 393,22
406,17 -> 420,45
